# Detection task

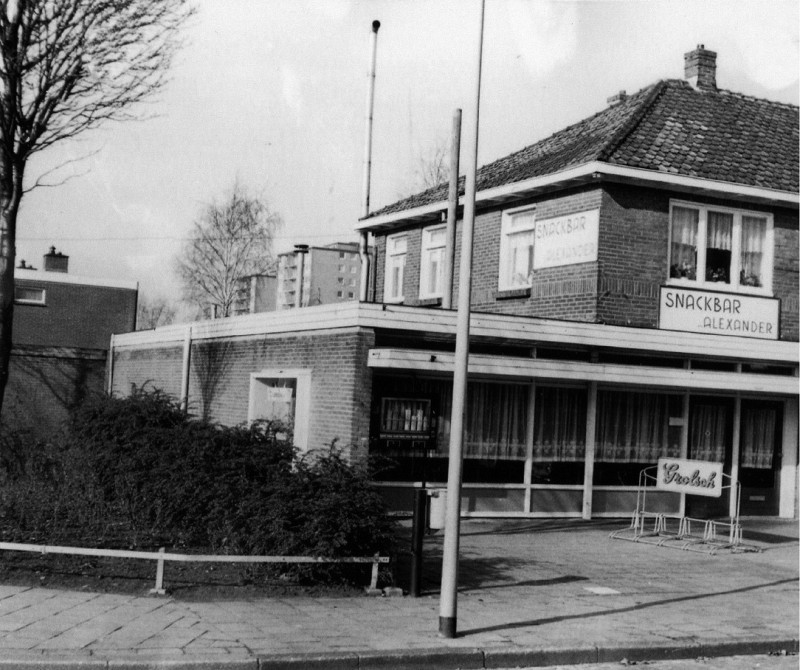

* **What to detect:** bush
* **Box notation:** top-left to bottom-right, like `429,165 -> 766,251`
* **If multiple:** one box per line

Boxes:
2,387 -> 397,585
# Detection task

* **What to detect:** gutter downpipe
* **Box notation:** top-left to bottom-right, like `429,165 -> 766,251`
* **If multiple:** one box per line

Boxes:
442,109 -> 462,310
180,325 -> 192,412
439,0 -> 484,640
360,20 -> 380,302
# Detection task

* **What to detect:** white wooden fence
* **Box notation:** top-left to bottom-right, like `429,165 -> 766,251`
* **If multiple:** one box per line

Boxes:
0,542 -> 390,594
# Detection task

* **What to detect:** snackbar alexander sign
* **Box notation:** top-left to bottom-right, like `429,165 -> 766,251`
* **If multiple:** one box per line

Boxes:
656,458 -> 723,498
659,287 -> 779,340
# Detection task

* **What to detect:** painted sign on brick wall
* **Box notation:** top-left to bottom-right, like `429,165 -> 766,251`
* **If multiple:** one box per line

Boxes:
533,209 -> 599,270
659,287 -> 779,340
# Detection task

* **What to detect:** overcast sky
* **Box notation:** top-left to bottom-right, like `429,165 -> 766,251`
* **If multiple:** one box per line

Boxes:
15,0 -> 799,304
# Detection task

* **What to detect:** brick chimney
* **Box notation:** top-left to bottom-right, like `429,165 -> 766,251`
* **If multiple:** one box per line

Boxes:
607,90 -> 628,106
684,44 -> 717,91
43,246 -> 68,273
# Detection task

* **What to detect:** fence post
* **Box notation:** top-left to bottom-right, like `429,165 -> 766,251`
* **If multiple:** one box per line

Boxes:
369,554 -> 380,592
149,548 -> 167,596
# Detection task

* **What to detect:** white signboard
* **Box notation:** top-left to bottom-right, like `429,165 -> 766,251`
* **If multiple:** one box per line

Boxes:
533,209 -> 599,270
659,287 -> 779,340
656,458 -> 723,498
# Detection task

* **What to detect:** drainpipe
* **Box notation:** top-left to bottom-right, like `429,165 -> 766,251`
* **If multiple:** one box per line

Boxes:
180,325 -> 192,412
360,20 -> 380,302
107,334 -> 115,395
294,244 -> 309,308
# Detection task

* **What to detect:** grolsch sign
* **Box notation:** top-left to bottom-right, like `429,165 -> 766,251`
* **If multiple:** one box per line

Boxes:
656,458 -> 723,498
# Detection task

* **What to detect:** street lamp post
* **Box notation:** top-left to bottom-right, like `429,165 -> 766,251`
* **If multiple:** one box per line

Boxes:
438,0 -> 485,640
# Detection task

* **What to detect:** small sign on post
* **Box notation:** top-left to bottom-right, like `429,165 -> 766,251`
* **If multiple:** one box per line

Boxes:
656,458 -> 723,498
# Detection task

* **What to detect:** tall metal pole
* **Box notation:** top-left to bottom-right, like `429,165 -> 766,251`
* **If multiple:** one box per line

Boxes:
439,0 -> 485,640
360,20 -> 380,302
442,109 -> 462,311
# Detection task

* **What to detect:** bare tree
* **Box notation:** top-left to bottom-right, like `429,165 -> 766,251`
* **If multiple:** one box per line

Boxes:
0,0 -> 193,415
176,182 -> 282,318
136,295 -> 177,330
415,138 -> 450,190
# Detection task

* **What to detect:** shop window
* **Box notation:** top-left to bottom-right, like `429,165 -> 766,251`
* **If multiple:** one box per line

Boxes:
498,206 -> 536,290
595,391 -> 681,463
533,386 -> 586,462
248,369 -> 310,451
689,401 -> 728,463
15,286 -> 45,305
384,233 -> 407,302
419,225 -> 446,299
740,404 -> 778,469
668,201 -> 773,293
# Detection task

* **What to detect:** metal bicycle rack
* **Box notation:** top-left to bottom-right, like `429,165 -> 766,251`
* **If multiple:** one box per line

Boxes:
610,465 -> 761,555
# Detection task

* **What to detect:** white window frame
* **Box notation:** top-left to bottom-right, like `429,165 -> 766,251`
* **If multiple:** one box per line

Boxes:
419,225 -> 447,299
668,200 -> 774,295
498,205 -> 537,291
248,368 -> 311,452
14,286 -> 46,305
384,233 -> 407,303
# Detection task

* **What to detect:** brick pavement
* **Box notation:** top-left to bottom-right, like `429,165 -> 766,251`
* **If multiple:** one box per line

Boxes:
0,518 -> 796,669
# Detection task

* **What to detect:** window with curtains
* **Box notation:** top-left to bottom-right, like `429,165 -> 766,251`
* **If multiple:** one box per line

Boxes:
384,233 -> 407,302
595,391 -> 682,463
419,225 -> 446,299
499,206 -> 536,290
740,405 -> 778,469
689,402 -> 729,463
668,201 -> 773,293
533,387 -> 586,462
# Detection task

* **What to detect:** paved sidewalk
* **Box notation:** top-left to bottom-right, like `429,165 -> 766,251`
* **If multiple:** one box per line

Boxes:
0,518 -> 796,669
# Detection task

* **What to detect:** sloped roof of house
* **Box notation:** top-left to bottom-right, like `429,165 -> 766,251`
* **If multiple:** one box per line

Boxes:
368,79 -> 799,219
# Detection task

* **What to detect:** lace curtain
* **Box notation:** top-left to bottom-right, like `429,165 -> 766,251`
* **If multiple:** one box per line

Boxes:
740,216 -> 766,287
595,391 -> 679,462
533,387 -> 586,462
434,381 -> 528,461
740,406 -> 776,469
689,403 -> 727,462
670,206 -> 698,279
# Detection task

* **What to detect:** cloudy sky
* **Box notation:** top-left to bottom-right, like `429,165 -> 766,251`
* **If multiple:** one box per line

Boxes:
15,0 -> 799,304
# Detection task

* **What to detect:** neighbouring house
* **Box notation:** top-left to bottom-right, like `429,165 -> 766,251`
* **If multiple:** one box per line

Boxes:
233,271 -> 278,315
5,247 -> 138,437
109,46 -> 798,520
276,241 -> 371,309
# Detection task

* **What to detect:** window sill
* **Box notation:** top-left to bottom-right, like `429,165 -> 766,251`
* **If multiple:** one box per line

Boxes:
494,287 -> 531,300
665,280 -> 772,297
412,297 -> 442,307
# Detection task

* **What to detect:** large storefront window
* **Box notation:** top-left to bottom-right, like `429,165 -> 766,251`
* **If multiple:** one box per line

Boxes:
594,390 -> 682,486
372,376 -> 527,484
668,201 -> 773,293
532,386 -> 586,485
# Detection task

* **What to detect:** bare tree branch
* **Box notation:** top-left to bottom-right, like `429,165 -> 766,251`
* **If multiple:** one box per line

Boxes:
175,181 -> 282,318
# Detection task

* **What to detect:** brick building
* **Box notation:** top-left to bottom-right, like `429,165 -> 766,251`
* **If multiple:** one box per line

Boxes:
276,242 -> 368,309
109,46 -> 798,519
6,248 -> 138,437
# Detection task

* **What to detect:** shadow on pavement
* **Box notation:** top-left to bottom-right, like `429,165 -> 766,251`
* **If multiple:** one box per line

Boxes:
458,576 -> 800,637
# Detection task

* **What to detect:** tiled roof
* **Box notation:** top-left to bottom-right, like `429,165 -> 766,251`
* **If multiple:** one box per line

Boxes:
369,79 -> 799,218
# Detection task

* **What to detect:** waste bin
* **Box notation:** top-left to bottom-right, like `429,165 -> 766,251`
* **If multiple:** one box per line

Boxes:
428,488 -> 447,530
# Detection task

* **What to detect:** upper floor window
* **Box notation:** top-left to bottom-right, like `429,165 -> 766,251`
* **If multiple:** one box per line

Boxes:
384,233 -> 407,302
419,225 -> 447,299
15,286 -> 45,305
669,201 -> 773,294
499,207 -> 536,290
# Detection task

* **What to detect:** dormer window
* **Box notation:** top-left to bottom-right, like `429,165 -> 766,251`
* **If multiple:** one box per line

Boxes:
668,201 -> 773,294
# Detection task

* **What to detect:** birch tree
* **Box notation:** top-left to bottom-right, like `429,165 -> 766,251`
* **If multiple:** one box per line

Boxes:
0,0 -> 192,415
176,183 -> 282,318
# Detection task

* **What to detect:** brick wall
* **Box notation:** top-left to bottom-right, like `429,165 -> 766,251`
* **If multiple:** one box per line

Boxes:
3,346 -> 106,438
14,280 -> 137,349
111,328 -> 376,455
371,183 -> 799,341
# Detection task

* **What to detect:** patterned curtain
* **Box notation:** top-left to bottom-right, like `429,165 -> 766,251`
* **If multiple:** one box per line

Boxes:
689,403 -> 727,462
533,387 -> 586,462
740,406 -> 776,469
595,391 -> 678,462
